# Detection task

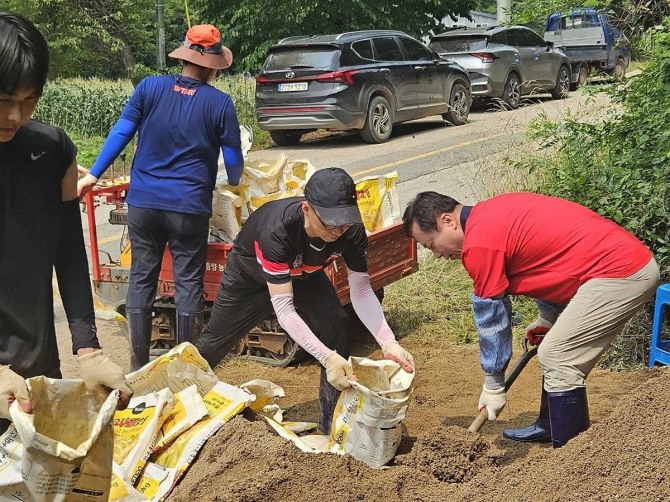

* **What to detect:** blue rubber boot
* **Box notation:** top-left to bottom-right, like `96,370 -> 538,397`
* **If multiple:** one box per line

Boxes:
127,309 -> 153,371
548,387 -> 590,448
503,386 -> 551,443
177,311 -> 204,345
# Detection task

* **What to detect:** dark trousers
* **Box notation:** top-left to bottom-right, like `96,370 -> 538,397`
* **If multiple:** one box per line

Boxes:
126,206 -> 209,314
195,256 -> 351,431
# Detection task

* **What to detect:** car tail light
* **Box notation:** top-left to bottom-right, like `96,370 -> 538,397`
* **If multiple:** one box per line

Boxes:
315,70 -> 358,85
469,52 -> 497,63
256,76 -> 271,84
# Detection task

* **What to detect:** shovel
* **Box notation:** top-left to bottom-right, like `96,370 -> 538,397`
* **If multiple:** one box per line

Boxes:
468,339 -> 539,433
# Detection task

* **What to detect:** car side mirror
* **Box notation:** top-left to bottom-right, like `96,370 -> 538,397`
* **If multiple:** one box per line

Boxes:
545,40 -> 554,48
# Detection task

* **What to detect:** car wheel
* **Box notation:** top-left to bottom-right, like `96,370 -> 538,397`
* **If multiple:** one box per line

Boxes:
360,96 -> 392,143
609,57 -> 626,81
550,65 -> 570,100
442,82 -> 470,126
270,130 -> 303,146
502,73 -> 521,109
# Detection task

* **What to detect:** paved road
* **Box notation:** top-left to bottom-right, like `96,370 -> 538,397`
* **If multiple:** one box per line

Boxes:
248,90 -> 598,205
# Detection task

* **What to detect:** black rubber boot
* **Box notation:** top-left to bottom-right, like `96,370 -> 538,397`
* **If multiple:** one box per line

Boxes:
127,309 -> 153,371
318,366 -> 340,434
503,386 -> 551,443
548,387 -> 590,448
176,311 -> 204,345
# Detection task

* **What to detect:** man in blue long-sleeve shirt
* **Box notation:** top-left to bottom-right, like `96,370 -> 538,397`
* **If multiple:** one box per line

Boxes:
78,24 -> 245,370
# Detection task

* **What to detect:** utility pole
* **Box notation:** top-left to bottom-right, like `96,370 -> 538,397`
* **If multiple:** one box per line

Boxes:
156,0 -> 166,71
497,0 -> 511,24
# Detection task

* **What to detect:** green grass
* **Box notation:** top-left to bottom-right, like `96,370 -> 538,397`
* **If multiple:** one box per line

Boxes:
628,60 -> 648,73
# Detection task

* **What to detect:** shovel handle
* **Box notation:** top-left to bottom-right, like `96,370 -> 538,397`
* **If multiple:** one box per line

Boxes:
468,408 -> 489,433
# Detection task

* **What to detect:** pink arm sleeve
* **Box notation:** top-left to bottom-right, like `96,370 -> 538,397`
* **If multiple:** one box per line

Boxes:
348,271 -> 396,348
270,293 -> 332,364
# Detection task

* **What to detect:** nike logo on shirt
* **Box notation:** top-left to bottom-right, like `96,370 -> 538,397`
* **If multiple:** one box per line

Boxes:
31,151 -> 46,160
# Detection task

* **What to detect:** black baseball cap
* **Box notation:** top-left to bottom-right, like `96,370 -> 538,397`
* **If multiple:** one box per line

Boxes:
304,168 -> 363,227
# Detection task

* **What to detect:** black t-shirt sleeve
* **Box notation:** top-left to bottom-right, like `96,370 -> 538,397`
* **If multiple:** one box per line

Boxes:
56,127 -> 77,179
342,224 -> 368,273
254,228 -> 293,284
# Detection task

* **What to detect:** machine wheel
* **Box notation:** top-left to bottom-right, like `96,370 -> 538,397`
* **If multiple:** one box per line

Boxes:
360,96 -> 393,143
442,82 -> 470,126
550,65 -> 571,100
242,337 -> 300,368
270,130 -> 303,146
608,57 -> 626,81
502,73 -> 521,109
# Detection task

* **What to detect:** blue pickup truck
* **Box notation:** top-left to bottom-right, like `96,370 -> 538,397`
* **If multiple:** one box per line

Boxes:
544,8 -> 630,89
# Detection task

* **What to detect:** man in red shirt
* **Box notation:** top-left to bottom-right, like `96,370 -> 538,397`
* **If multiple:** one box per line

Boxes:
402,191 -> 659,447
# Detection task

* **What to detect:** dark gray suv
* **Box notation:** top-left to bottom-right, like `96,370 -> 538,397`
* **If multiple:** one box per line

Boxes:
255,30 -> 472,145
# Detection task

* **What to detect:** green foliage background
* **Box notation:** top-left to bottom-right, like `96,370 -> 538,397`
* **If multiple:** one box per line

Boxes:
132,0 -> 475,71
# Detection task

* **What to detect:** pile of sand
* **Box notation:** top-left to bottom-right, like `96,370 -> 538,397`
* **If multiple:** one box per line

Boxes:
170,368 -> 670,501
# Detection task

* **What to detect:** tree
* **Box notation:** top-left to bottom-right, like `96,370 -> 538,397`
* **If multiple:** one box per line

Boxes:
190,0 -> 474,71
4,0 -> 188,78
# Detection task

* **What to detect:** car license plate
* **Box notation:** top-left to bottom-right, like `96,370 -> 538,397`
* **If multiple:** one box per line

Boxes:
278,82 -> 308,92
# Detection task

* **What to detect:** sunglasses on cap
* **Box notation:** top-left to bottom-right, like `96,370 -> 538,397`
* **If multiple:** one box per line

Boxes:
310,205 -> 350,231
185,40 -> 224,55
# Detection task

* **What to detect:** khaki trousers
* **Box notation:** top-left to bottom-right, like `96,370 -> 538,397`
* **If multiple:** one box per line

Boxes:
539,258 -> 660,392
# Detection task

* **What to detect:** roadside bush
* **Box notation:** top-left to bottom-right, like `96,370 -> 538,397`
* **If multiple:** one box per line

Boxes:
513,22 -> 670,368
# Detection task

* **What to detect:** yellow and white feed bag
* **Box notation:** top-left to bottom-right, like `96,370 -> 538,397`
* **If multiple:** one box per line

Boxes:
355,171 -> 401,233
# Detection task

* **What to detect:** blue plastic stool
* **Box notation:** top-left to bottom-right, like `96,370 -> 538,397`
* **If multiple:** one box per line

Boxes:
649,284 -> 670,367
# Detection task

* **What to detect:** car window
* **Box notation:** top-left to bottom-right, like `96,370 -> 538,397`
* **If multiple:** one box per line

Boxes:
373,37 -> 404,62
489,32 -> 507,45
264,47 -> 340,71
351,40 -> 374,60
399,37 -> 432,61
429,36 -> 488,53
521,29 -> 545,46
505,29 -> 521,47
511,29 -> 538,47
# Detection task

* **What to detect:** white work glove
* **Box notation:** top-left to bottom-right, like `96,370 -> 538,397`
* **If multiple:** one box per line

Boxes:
78,350 -> 134,410
0,366 -> 33,419
478,385 -> 507,421
323,351 -> 354,391
525,316 -> 554,346
77,172 -> 98,198
382,342 -> 415,373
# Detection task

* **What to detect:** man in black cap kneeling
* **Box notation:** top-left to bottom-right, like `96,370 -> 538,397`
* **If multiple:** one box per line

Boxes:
196,168 -> 414,432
